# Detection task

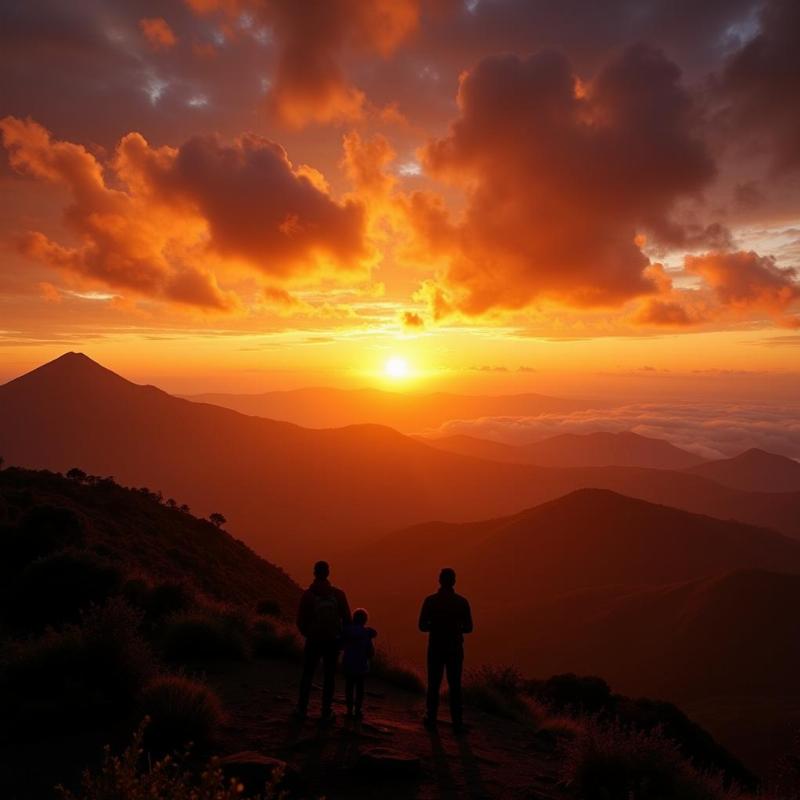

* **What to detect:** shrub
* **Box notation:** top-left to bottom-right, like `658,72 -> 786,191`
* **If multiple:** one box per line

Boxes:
461,665 -> 542,723
6,504 -> 85,566
138,676 -> 225,755
560,721 -> 742,800
160,607 -> 250,663
528,673 -> 613,715
1,600 -> 154,735
256,599 -> 282,617
7,550 -> 122,630
57,719 -> 279,800
123,579 -> 194,625
251,618 -> 300,660
371,646 -> 424,693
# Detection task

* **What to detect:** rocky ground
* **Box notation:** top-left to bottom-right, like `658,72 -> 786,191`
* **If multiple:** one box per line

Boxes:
207,659 -> 570,800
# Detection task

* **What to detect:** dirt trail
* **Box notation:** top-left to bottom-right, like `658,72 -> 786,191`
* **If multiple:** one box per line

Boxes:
207,659 -> 570,799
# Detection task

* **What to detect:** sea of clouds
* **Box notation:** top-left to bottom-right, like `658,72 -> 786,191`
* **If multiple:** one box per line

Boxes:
432,402 -> 800,461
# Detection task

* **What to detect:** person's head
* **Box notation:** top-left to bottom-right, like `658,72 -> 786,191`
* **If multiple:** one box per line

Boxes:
353,608 -> 368,626
439,567 -> 456,588
313,560 -> 330,580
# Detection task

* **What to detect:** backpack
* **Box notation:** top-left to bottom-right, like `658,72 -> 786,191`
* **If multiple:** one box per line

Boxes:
309,592 -> 341,640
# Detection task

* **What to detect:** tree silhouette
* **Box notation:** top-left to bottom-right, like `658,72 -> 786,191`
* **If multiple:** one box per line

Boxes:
209,513 -> 226,529
179,504 -> 190,514
66,467 -> 87,482
166,498 -> 177,509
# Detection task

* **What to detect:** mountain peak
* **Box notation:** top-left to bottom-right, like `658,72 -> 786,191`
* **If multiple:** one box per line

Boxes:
1,351 -> 133,392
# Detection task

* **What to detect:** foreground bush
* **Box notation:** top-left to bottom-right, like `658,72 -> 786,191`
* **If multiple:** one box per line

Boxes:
462,665 -> 543,723
561,722 -> 744,800
8,550 -> 122,631
123,578 -> 193,626
57,719 -> 281,800
1,599 -> 154,734
251,617 -> 300,660
371,646 -> 424,693
139,675 -> 225,755
160,607 -> 250,662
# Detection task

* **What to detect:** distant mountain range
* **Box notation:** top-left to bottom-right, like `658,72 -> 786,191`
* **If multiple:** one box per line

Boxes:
343,488 -> 800,663
417,430 -> 705,469
686,448 -> 800,492
184,385 -> 583,431
1,353 -> 799,575
341,489 -> 800,768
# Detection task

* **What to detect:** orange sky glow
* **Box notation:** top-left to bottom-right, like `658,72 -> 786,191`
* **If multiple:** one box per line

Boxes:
1,0 -> 799,400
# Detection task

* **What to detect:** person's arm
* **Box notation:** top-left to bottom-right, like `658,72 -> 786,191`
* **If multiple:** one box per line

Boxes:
338,590 -> 352,626
462,598 -> 473,634
296,592 -> 310,637
418,597 -> 432,632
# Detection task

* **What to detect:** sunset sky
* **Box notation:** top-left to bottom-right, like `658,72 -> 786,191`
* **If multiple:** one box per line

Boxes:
1,0 -> 799,398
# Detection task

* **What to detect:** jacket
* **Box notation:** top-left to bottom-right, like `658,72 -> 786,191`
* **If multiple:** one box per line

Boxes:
296,578 -> 351,640
418,587 -> 473,649
341,623 -> 377,675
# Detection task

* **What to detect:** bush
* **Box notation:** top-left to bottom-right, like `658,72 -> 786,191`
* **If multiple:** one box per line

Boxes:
561,722 -> 742,800
255,599 -> 281,617
251,618 -> 300,660
57,719 -> 279,800
123,579 -> 194,625
371,646 -> 424,693
462,665 -> 542,723
6,504 -> 85,567
1,600 -> 154,734
528,673 -> 613,715
160,607 -> 250,663
138,675 -> 225,755
7,550 -> 122,630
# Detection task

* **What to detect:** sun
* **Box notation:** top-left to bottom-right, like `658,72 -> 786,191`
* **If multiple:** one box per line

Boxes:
384,356 -> 410,380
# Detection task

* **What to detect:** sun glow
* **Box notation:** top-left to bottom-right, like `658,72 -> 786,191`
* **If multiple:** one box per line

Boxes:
384,356 -> 410,380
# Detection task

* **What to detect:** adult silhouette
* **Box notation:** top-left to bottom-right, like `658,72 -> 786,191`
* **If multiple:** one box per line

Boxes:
295,560 -> 351,721
419,567 -> 473,732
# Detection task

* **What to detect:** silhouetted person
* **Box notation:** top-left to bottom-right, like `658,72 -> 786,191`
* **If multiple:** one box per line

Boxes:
296,560 -> 351,721
419,567 -> 473,732
341,607 -> 377,719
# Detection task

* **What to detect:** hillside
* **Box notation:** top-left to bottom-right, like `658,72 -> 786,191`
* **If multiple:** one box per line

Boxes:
1,354 -> 799,578
184,385 -> 582,431
0,465 -> 301,614
419,430 -> 704,469
0,470 -> 759,799
686,448 -> 800,493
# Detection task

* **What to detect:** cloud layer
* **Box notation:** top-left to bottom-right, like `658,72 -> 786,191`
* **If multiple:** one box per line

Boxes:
431,402 -> 800,461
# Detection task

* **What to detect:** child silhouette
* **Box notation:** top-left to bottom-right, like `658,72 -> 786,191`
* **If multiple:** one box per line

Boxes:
340,608 -> 377,719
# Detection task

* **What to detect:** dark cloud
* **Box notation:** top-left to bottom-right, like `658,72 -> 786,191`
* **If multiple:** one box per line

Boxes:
417,45 -> 716,316
722,0 -> 800,171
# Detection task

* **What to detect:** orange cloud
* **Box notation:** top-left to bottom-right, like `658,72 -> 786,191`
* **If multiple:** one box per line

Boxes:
633,250 -> 800,329
0,117 -> 371,310
139,17 -> 177,51
415,46 -> 716,318
685,251 -> 799,311
186,0 -> 420,127
400,310 -> 424,330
